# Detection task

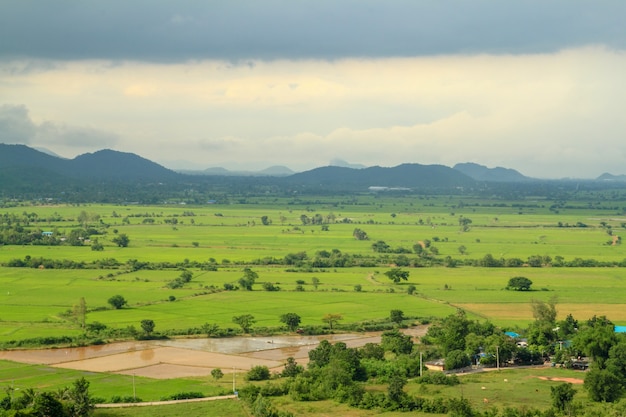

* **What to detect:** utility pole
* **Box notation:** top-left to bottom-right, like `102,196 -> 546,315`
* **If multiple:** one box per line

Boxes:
132,374 -> 136,400
496,346 -> 500,371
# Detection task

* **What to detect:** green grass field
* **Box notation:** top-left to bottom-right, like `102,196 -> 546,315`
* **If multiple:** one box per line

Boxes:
1,198 -> 626,338
1,196 -> 626,415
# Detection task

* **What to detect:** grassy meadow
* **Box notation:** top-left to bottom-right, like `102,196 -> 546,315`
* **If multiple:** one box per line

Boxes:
1,194 -> 626,414
1,196 -> 625,340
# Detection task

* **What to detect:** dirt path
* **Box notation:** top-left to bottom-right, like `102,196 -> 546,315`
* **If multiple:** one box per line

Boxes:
537,376 -> 584,384
95,394 -> 238,408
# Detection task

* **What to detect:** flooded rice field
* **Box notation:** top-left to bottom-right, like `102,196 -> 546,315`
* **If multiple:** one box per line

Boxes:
0,327 -> 427,379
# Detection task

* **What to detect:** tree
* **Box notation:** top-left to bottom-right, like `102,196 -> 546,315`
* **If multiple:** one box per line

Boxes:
458,216 -> 472,231
584,368 -> 624,402
179,270 -> 193,283
260,215 -> 271,225
280,313 -> 302,332
68,377 -> 94,417
322,313 -> 343,330
140,319 -> 155,336
33,392 -> 64,417
445,349 -> 471,370
384,268 -> 409,284
232,314 -> 256,333
352,228 -> 369,240
107,295 -> 127,309
91,240 -> 104,251
551,383 -> 576,413
311,276 -> 320,289
201,323 -> 220,337
281,357 -> 304,377
507,276 -> 533,291
238,268 -> 258,291
73,297 -> 87,330
246,365 -> 271,381
387,372 -> 407,403
389,309 -> 405,324
211,368 -> 224,380
381,329 -> 413,355
573,316 -> 617,368
111,233 -> 130,247
371,240 -> 391,253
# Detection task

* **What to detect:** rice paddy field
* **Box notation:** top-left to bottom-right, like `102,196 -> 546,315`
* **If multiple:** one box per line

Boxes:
1,195 -> 625,338
1,193 -> 626,414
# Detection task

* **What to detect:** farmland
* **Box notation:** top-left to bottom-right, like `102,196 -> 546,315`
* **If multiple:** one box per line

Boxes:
1,195 -> 625,339
1,192 -> 626,415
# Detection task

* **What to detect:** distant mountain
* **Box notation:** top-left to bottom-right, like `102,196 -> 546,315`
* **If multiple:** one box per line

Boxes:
284,163 -> 476,189
597,173 -> 626,182
178,165 -> 294,177
0,144 -> 177,182
329,158 -> 367,169
69,149 -> 177,180
453,162 -> 530,182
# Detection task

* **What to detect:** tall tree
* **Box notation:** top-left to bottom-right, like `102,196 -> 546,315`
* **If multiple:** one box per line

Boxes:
68,377 -> 94,417
232,314 -> 256,333
280,313 -> 302,332
140,319 -> 155,336
73,297 -> 87,330
384,268 -> 409,284
321,313 -> 343,330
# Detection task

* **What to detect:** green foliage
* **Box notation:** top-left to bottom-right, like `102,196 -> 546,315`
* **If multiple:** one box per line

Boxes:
380,329 -> 413,355
573,315 -> 617,368
359,343 -> 385,360
445,349 -> 471,370
246,365 -> 271,381
107,294 -> 127,309
551,382 -> 576,413
389,309 -> 405,324
507,276 -> 533,291
281,357 -> 304,378
416,371 -> 460,386
232,314 -> 256,333
111,233 -> 130,247
238,268 -> 258,291
279,313 -> 301,332
160,391 -> 204,401
384,268 -> 409,284
140,319 -> 155,336
321,313 -> 343,330
584,368 -> 624,402
211,368 -> 224,380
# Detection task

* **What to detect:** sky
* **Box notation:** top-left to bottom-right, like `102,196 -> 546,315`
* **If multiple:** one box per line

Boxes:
1,1 -> 625,178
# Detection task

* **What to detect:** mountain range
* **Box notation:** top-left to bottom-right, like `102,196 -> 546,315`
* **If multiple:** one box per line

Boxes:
1,144 -> 625,199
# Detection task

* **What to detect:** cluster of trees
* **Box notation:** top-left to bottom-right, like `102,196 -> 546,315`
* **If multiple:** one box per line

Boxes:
167,270 -> 193,289
0,377 -> 94,417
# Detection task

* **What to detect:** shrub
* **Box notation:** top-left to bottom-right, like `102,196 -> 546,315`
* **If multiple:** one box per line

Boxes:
246,365 -> 271,381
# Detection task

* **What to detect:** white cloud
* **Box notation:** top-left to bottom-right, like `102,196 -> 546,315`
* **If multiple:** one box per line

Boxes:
1,46 -> 624,178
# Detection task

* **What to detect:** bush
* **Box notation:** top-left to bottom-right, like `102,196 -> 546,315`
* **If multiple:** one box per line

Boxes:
160,392 -> 205,401
246,365 -> 271,381
416,371 -> 460,386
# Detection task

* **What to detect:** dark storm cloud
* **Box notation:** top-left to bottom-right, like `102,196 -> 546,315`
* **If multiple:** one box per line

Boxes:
1,1 -> 624,62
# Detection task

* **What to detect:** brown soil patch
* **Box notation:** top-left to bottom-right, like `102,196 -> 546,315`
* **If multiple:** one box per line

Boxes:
537,376 -> 584,384
0,328 -> 428,380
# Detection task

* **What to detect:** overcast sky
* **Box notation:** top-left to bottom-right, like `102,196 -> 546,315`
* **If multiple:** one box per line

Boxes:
1,1 -> 625,178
